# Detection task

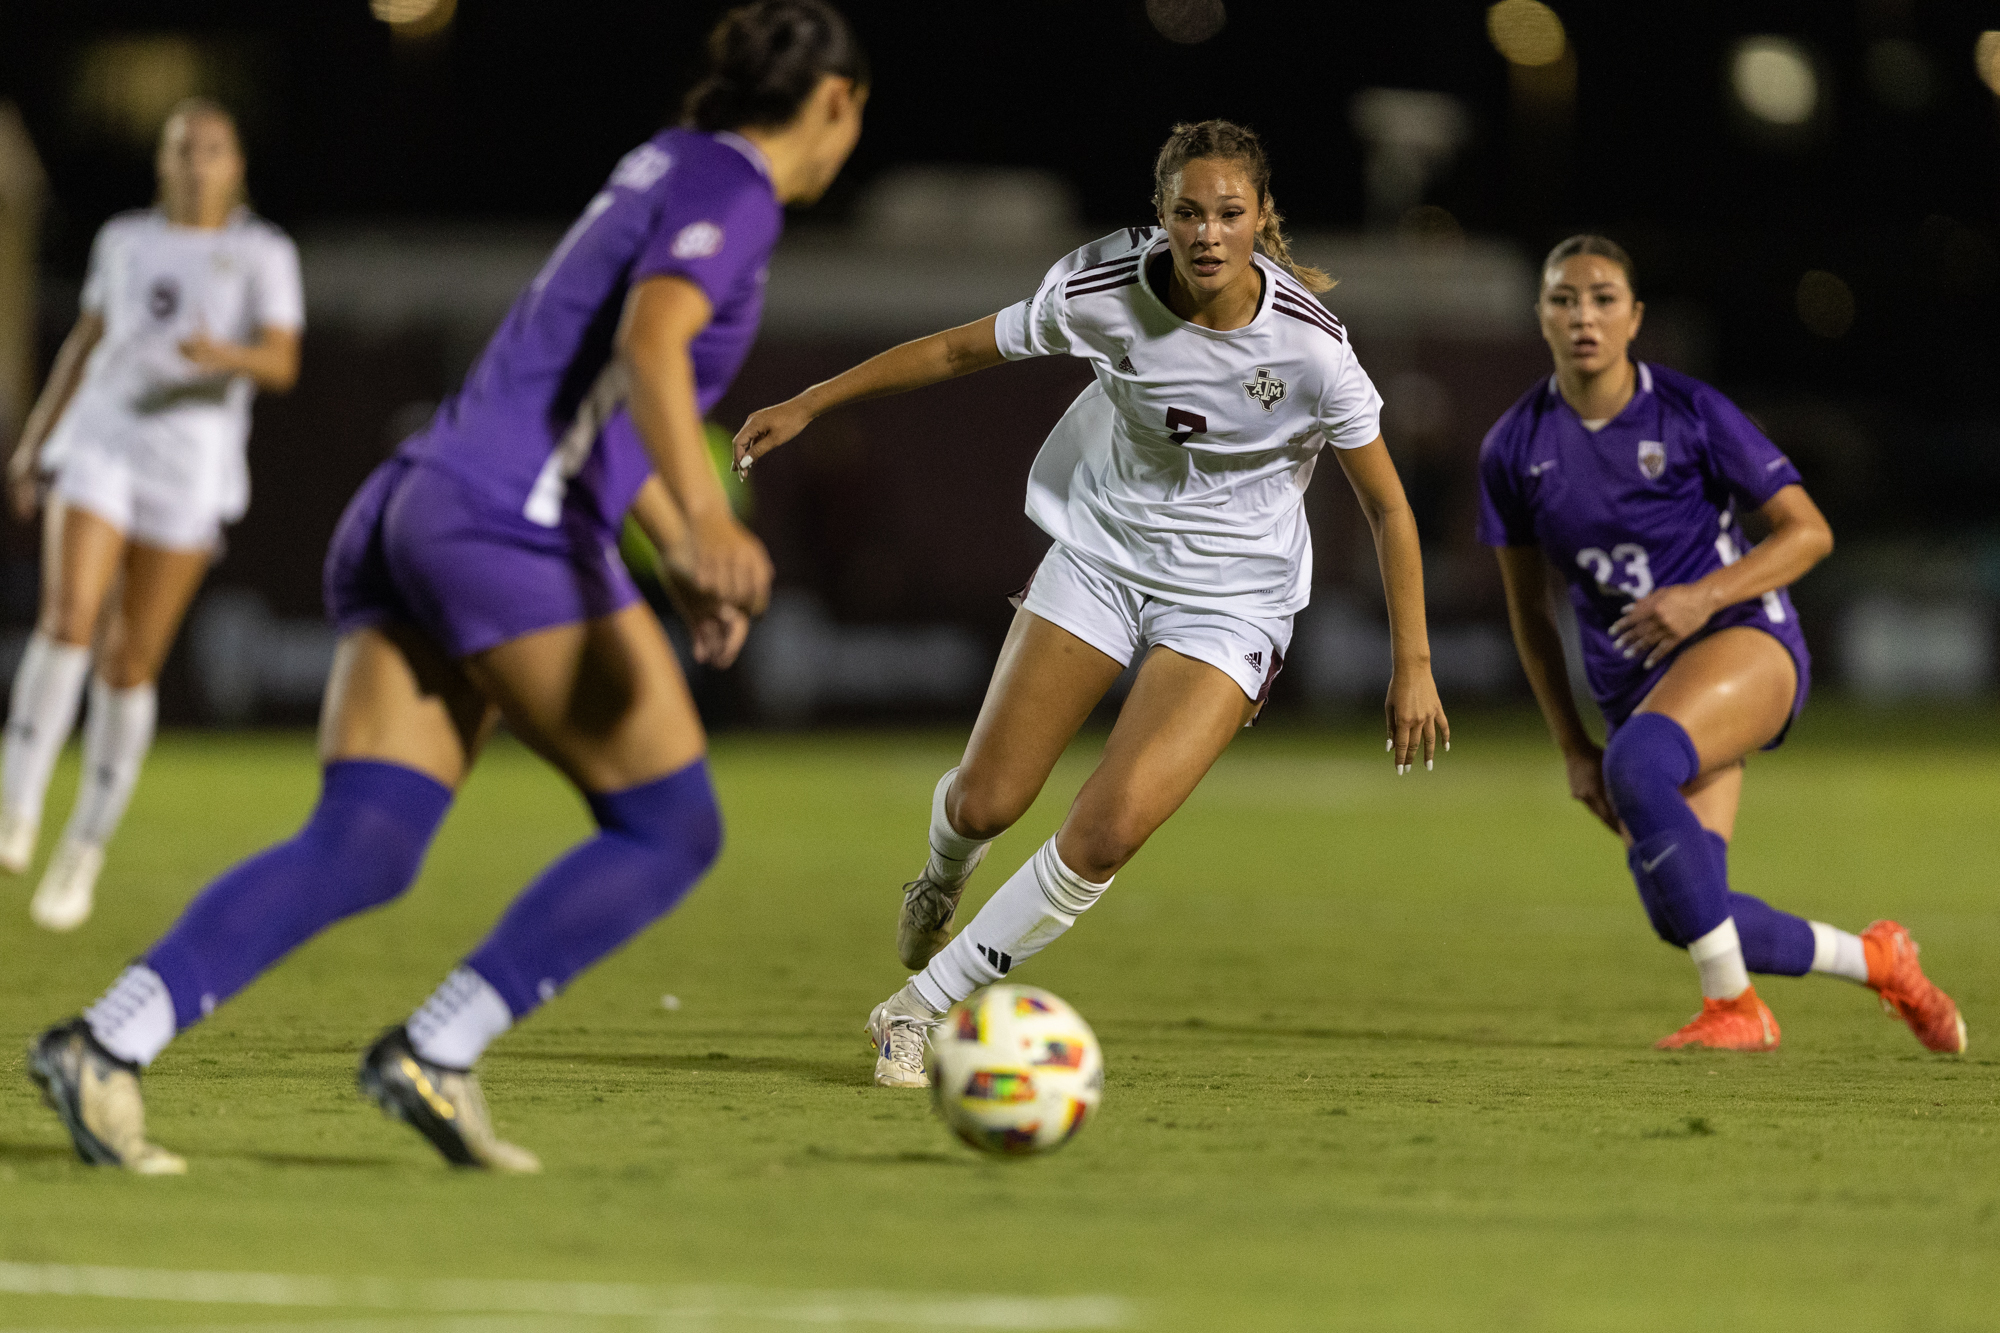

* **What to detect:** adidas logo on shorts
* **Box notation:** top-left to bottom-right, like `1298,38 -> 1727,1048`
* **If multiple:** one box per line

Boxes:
1244,650 -> 1263,670
1116,355 -> 1135,374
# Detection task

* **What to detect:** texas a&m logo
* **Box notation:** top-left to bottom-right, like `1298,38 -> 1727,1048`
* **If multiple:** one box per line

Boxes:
1243,366 -> 1287,412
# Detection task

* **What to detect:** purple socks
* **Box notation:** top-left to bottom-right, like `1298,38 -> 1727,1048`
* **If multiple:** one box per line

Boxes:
465,759 -> 722,1017
1604,713 -> 1813,976
147,761 -> 454,1028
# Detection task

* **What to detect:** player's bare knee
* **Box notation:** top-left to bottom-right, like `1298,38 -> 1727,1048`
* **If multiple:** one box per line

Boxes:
947,782 -> 1026,843
1059,820 -> 1143,882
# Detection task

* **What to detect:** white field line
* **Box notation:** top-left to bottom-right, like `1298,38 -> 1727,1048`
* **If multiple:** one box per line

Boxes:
0,1264 -> 1132,1330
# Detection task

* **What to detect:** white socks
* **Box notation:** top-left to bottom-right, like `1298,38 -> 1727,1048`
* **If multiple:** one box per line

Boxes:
2,633 -> 91,826
408,966 -> 514,1069
1809,921 -> 1870,983
923,768 -> 992,886
1688,918 -> 1752,1000
912,837 -> 1110,1012
63,678 -> 156,849
85,965 -> 176,1067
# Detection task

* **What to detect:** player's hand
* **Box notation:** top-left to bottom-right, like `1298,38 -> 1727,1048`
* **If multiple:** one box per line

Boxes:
730,398 -> 814,478
687,507 -> 772,617
177,329 -> 239,376
1610,583 -> 1714,669
1563,741 -> 1621,834
1384,663 -> 1449,775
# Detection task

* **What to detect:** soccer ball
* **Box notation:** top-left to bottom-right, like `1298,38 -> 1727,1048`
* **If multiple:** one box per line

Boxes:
927,984 -> 1102,1156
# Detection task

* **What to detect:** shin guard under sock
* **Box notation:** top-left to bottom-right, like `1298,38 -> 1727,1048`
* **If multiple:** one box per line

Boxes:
1608,714 -> 1729,946
913,838 -> 1110,1012
146,761 -> 453,1029
464,759 -> 723,1019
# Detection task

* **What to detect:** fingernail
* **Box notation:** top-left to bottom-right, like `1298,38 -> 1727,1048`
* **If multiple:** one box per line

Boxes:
1386,738 -> 1393,751
1445,741 -> 1451,752
1426,759 -> 1433,771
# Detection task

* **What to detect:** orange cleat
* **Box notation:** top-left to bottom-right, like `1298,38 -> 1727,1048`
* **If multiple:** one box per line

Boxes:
1862,920 -> 1967,1054
1655,985 -> 1781,1051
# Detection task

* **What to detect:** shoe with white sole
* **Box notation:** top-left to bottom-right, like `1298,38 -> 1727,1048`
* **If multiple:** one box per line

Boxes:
31,838 -> 103,932
0,809 -> 39,875
867,982 -> 943,1088
26,1018 -> 186,1174
357,1026 -> 541,1173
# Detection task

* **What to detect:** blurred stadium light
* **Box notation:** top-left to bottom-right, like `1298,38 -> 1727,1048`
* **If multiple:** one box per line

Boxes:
1863,39 -> 1935,114
1977,32 -> 2000,97
1145,0 -> 1226,46
1795,270 -> 1856,340
370,0 -> 456,40
67,37 -> 205,146
1732,37 -> 1819,128
1485,0 -> 1565,67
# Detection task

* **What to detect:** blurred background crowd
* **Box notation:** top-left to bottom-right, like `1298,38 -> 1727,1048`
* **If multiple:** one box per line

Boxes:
2,0 -> 1995,727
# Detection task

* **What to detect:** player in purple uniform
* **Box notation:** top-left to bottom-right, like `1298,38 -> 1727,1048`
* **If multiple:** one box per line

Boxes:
1480,235 -> 1964,1054
25,0 -> 868,1174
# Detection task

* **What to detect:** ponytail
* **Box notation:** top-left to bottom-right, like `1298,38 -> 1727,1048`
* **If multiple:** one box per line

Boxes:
681,0 -> 869,133
1152,119 -> 1332,294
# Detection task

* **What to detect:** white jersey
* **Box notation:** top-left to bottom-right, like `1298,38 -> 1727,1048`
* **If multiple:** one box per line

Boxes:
42,207 -> 304,523
995,227 -> 1382,619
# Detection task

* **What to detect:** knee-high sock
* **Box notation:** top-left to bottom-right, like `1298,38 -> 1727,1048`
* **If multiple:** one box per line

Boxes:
1606,713 -> 1749,998
923,767 -> 992,886
912,838 -> 1109,1012
3,633 -> 91,824
62,677 -> 156,849
145,761 -> 453,1031
1707,831 -> 1814,975
462,759 -> 721,1023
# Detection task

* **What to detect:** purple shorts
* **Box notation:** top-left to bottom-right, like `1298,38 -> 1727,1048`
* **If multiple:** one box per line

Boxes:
324,457 -> 640,660
1598,603 -> 1813,751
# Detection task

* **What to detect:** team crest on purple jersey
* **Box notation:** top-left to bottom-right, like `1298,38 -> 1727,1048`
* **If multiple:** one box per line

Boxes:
1243,366 -> 1287,412
1638,439 -> 1666,480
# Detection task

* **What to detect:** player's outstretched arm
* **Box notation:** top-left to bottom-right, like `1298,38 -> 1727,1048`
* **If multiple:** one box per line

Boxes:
7,312 -> 103,521
1609,484 -> 1833,668
179,324 -> 300,393
731,314 -> 1004,473
621,275 -> 773,616
1494,544 -> 1618,833
1335,437 -> 1450,773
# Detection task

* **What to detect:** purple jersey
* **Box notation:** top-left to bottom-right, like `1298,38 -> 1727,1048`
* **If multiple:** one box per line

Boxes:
1477,361 -> 1812,728
398,128 -> 781,534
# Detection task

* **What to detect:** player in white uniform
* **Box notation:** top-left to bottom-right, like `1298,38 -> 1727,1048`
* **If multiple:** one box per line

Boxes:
2,99 -> 301,929
735,120 -> 1448,1086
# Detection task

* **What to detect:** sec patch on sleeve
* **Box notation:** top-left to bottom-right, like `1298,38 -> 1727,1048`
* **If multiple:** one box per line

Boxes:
671,222 -> 725,259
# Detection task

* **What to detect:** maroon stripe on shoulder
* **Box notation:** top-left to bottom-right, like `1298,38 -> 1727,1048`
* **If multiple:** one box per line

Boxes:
1071,254 -> 1143,281
1271,292 -> 1341,331
1272,302 -> 1344,341
1273,282 -> 1345,326
1064,273 -> 1141,299
1066,262 -> 1138,290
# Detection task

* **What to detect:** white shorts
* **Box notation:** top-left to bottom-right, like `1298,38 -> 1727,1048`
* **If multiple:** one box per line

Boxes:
1017,543 -> 1292,706
50,437 -> 228,551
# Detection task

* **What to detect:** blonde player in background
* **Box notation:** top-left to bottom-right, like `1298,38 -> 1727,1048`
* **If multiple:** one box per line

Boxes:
735,120 -> 1448,1088
2,99 -> 301,930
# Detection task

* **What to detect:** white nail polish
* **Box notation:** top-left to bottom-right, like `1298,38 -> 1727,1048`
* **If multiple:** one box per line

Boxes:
1386,738 -> 1393,751
1426,759 -> 1433,771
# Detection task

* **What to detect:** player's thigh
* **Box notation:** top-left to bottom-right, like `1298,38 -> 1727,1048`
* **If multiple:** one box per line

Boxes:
1634,628 -> 1796,774
1056,645 -> 1254,879
465,603 -> 704,795
38,499 -> 125,646
320,623 -> 496,788
955,610 -> 1128,837
1682,761 -> 1743,843
98,541 -> 213,688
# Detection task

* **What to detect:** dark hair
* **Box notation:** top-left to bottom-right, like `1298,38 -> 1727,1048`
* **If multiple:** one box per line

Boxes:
1151,119 -> 1331,293
682,1 -> 869,133
1543,234 -> 1636,293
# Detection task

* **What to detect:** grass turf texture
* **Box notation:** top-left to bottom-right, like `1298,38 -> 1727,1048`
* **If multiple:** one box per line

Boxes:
1,708 -> 1996,1330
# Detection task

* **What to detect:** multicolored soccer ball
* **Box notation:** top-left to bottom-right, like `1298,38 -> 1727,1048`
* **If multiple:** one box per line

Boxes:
927,985 -> 1102,1156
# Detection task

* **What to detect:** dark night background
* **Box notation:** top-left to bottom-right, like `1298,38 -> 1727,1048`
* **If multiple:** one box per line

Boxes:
2,0 -> 1996,721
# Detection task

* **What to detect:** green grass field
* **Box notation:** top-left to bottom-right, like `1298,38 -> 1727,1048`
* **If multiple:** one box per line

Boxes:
1,708 -> 1996,1331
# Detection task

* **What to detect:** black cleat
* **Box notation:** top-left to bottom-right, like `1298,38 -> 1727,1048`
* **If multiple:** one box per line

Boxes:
26,1018 -> 185,1174
356,1026 -> 539,1173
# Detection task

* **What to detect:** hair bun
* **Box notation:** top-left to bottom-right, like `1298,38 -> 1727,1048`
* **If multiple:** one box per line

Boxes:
684,1 -> 866,133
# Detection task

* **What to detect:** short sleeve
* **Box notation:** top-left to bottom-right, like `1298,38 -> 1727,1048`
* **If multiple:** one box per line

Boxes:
1696,386 -> 1801,508
78,223 -> 117,315
251,233 -> 305,332
993,256 -> 1076,361
1476,427 -> 1536,547
1316,341 -> 1384,449
633,174 -> 780,310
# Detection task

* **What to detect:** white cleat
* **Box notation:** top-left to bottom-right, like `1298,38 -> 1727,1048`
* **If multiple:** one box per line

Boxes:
867,982 -> 943,1088
0,809 -> 39,875
26,1019 -> 187,1174
31,838 -> 103,932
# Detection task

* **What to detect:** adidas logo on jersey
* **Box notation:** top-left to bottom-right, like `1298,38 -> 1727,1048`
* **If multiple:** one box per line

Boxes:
1116,355 -> 1135,374
1244,650 -> 1263,670
977,943 -> 1014,975
1243,366 -> 1287,412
